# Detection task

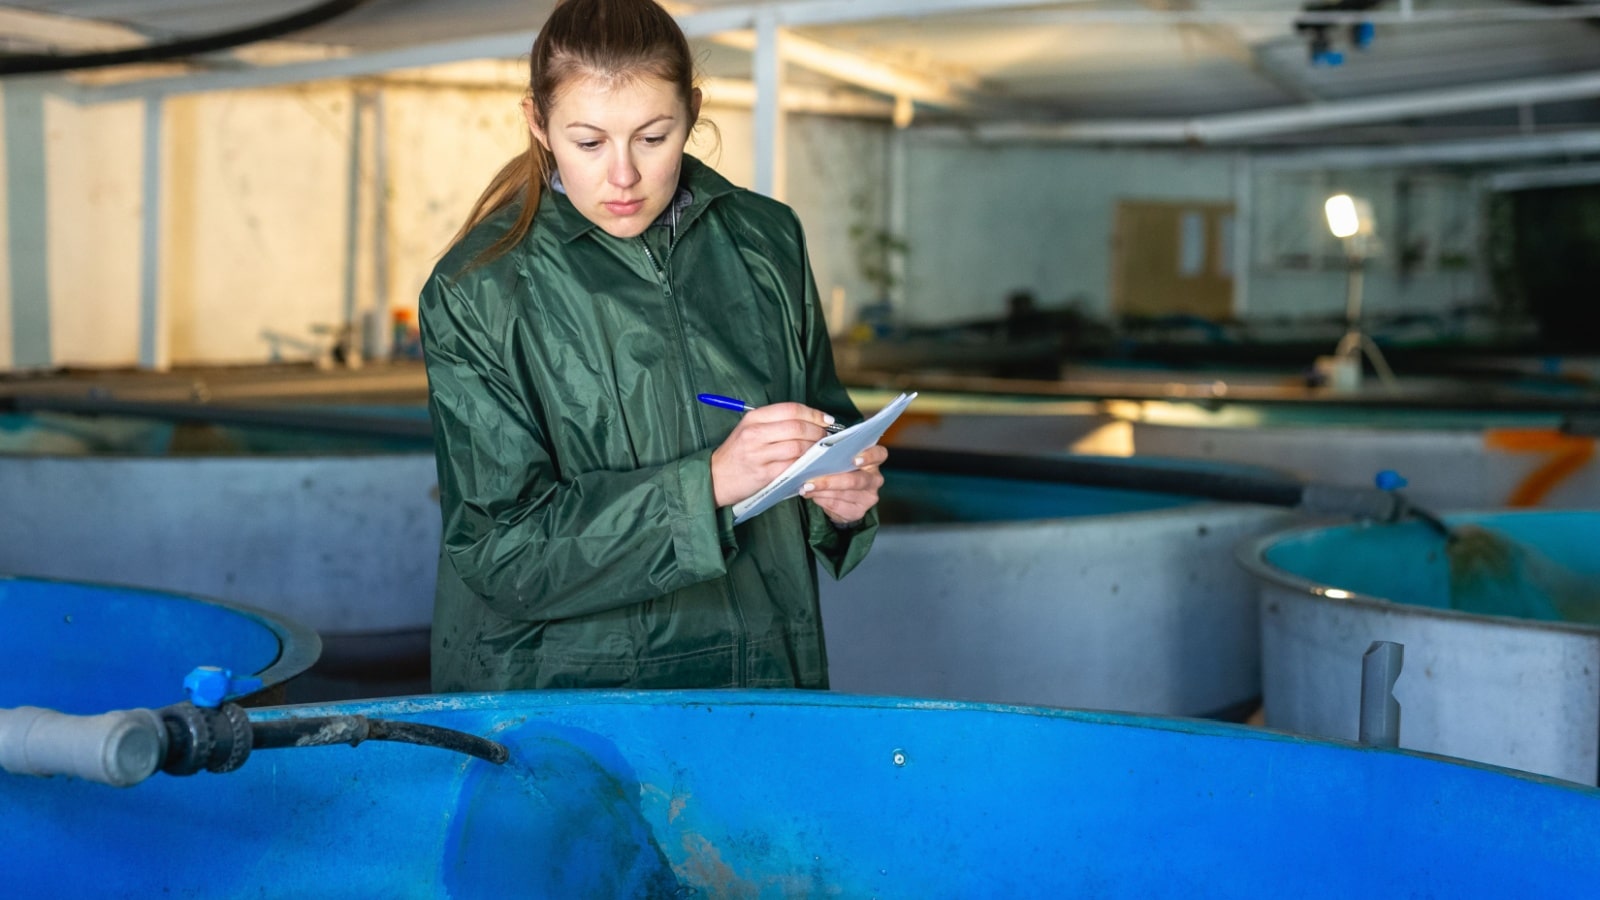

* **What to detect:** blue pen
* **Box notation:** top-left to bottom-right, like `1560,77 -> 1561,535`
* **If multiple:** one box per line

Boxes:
697,393 -> 846,433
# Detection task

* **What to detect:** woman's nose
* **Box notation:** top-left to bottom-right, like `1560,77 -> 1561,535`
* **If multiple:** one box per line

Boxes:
609,151 -> 641,189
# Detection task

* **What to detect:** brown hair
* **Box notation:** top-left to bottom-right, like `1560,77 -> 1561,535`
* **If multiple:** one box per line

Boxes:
449,0 -> 702,266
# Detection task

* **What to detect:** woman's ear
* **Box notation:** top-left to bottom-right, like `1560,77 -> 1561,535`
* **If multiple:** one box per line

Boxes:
522,97 -> 550,152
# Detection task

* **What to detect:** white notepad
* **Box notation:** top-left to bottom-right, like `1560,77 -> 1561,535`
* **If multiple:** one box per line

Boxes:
731,392 -> 918,525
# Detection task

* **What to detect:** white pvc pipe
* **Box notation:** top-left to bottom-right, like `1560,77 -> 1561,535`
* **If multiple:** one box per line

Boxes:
1256,129 -> 1600,170
932,70 -> 1600,145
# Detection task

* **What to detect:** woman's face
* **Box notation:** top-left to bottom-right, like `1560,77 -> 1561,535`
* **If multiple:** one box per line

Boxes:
528,74 -> 700,239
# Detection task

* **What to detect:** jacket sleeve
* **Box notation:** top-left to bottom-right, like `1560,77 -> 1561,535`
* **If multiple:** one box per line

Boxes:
421,273 -> 731,623
788,211 -> 879,578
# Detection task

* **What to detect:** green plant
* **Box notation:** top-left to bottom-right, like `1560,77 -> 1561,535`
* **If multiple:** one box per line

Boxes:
847,190 -> 909,300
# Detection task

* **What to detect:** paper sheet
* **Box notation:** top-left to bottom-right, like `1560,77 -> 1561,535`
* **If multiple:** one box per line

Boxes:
731,392 -> 917,525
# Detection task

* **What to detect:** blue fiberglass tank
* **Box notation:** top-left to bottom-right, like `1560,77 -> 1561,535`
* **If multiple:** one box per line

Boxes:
4,692 -> 1599,896
0,409 -> 437,685
1240,510 -> 1600,784
0,577 -> 319,713
821,457 -> 1293,719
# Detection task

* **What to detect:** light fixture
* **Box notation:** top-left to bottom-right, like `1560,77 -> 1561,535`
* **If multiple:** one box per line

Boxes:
1324,194 -> 1361,239
1316,192 -> 1397,392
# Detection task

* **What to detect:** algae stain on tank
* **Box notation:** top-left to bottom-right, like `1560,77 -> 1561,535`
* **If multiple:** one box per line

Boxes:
443,723 -> 685,898
1447,524 -> 1600,625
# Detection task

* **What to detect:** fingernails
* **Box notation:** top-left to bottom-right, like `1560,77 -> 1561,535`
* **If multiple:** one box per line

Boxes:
822,414 -> 836,425
854,457 -> 864,467
801,482 -> 815,494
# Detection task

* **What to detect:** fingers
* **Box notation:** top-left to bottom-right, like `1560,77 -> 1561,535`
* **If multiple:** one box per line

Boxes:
741,417 -> 828,446
801,445 -> 888,493
741,401 -> 836,432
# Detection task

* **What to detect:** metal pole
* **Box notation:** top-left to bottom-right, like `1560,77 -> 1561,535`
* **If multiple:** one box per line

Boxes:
5,78 -> 53,370
888,127 -> 908,314
138,96 -> 168,371
341,89 -> 368,366
753,9 -> 786,200
371,90 -> 392,359
1231,153 -> 1251,317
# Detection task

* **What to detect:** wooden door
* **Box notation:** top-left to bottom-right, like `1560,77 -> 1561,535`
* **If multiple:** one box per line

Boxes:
1112,200 -> 1236,320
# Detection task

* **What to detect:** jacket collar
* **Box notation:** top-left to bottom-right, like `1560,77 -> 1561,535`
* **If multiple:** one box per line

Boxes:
541,155 -> 741,245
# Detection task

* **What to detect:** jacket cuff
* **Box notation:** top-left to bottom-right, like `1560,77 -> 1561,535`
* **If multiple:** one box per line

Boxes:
806,502 -> 879,580
668,449 -> 732,583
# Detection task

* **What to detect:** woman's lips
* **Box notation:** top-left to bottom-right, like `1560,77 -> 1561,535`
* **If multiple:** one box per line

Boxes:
604,199 -> 645,216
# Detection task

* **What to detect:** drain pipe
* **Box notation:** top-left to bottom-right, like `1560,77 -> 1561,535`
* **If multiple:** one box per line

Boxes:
1358,641 -> 1404,748
0,667 -> 507,788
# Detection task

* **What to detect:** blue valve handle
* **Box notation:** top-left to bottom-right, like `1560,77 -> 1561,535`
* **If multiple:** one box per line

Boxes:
184,666 -> 264,708
1374,470 -> 1408,492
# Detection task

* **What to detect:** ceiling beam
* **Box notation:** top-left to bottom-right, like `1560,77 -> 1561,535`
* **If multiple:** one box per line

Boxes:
1135,0 -> 1323,104
1488,162 -> 1600,192
72,30 -> 542,103
0,7 -> 148,53
700,77 -> 894,117
708,29 -> 973,110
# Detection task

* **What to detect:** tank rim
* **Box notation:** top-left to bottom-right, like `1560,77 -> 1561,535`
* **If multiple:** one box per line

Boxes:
0,573 -> 322,693
1235,508 -> 1600,637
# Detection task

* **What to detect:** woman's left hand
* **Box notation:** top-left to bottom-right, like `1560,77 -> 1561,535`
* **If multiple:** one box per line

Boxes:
800,444 -> 888,526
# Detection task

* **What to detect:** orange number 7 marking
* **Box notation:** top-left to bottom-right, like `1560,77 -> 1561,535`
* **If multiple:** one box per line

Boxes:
1483,429 -> 1597,508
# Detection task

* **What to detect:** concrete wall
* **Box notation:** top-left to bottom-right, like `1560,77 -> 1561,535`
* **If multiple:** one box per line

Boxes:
0,71 -> 1499,370
0,76 -> 889,371
899,141 -> 1236,324
897,137 -> 1489,326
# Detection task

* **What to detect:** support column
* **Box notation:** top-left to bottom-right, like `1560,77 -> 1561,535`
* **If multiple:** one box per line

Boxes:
753,10 -> 787,201
1231,153 -> 1253,317
888,128 -> 908,314
341,89 -> 369,365
5,78 -> 52,370
371,90 -> 391,358
138,96 -> 168,371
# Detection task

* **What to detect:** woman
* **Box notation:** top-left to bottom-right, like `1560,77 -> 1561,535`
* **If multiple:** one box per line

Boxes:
420,0 -> 887,692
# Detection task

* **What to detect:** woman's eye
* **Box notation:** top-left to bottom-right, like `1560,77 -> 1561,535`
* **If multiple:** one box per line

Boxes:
640,135 -> 666,146
576,140 -> 603,151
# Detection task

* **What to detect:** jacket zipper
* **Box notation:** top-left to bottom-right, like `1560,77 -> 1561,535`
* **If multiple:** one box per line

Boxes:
641,235 -> 749,686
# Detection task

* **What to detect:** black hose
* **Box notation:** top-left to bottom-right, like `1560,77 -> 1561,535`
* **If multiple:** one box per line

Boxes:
250,715 -> 508,765
366,720 -> 511,765
0,0 -> 377,77
3,394 -> 432,440
888,446 -> 1307,508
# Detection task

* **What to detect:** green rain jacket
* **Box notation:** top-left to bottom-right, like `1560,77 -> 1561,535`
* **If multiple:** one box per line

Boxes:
421,156 -> 877,692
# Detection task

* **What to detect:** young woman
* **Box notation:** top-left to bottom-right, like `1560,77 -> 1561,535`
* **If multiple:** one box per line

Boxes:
420,0 -> 887,692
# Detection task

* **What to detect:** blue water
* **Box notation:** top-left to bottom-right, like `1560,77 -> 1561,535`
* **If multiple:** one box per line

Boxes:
881,469 -> 1193,524
1261,511 -> 1600,623
0,409 -> 431,457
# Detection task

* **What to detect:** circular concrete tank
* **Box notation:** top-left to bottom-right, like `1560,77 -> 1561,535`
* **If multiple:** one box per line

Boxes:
1128,402 -> 1600,511
1240,510 -> 1600,784
820,461 -> 1293,718
0,411 -> 437,684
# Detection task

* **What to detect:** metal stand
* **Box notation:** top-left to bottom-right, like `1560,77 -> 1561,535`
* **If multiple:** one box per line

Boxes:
1334,258 -> 1398,391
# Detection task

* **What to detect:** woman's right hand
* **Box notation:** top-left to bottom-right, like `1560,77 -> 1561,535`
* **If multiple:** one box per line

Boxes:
710,402 -> 835,508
